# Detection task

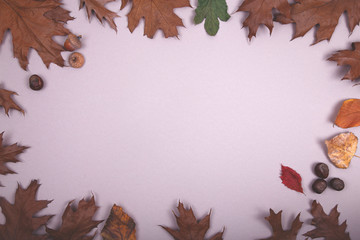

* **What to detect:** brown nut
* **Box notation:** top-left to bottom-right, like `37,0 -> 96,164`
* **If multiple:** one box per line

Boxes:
29,74 -> 44,90
69,52 -> 85,68
64,34 -> 82,51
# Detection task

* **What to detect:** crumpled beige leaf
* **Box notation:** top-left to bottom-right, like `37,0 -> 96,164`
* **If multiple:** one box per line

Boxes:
325,132 -> 358,168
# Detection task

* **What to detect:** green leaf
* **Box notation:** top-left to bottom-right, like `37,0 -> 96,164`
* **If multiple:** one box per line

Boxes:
194,0 -> 230,36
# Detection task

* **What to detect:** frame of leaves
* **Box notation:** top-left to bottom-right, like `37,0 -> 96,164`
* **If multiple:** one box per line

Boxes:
0,0 -> 359,239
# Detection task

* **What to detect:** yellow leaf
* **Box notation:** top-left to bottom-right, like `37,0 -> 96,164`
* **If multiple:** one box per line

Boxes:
101,204 -> 136,240
325,132 -> 358,169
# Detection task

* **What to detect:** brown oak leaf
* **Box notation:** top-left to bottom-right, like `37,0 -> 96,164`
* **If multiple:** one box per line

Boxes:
44,6 -> 75,23
80,0 -> 119,32
260,209 -> 303,240
120,0 -> 129,10
0,132 -> 28,186
0,0 -> 72,70
0,180 -> 53,240
329,42 -> 360,81
0,88 -> 24,116
237,0 -> 291,40
127,0 -> 191,38
101,204 -> 136,240
304,200 -> 350,240
275,0 -> 360,45
46,196 -> 103,240
161,202 -> 224,240
334,99 -> 360,128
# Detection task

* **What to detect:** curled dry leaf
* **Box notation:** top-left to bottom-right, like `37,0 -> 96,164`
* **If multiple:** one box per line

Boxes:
127,0 -> 191,38
161,202 -> 224,240
304,200 -> 350,240
46,196 -> 103,240
237,0 -> 291,40
275,0 -> 360,45
0,180 -> 53,240
329,42 -> 360,81
325,132 -> 358,168
0,88 -> 24,116
0,132 -> 28,187
79,0 -> 119,32
194,0 -> 231,36
101,204 -> 136,240
334,99 -> 360,128
260,209 -> 303,240
280,165 -> 304,194
0,0 -> 72,70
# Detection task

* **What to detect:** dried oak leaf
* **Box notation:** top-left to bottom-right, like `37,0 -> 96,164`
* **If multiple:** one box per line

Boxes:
334,99 -> 360,128
275,0 -> 360,45
127,0 -> 191,38
0,88 -> 24,116
194,0 -> 231,36
236,0 -> 291,40
304,200 -> 350,240
101,204 -> 136,240
0,0 -> 72,70
325,132 -> 358,168
0,180 -> 53,240
280,165 -> 304,194
46,196 -> 103,240
79,0 -> 119,32
161,202 -> 224,240
260,209 -> 303,240
0,132 -> 28,187
329,42 -> 360,81
44,6 -> 75,23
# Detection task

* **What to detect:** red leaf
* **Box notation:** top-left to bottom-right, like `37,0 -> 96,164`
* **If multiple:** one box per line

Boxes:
280,165 -> 304,194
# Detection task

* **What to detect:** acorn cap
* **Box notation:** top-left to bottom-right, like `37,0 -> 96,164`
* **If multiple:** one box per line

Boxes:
64,34 -> 82,51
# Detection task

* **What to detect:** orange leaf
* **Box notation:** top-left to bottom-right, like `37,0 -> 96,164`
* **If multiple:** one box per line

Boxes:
335,99 -> 360,128
101,204 -> 136,240
127,0 -> 191,38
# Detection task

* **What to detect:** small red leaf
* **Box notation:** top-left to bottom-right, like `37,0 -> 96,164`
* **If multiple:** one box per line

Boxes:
280,165 -> 304,194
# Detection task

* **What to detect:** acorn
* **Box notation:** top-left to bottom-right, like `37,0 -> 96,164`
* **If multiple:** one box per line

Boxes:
29,74 -> 44,90
69,52 -> 85,68
64,34 -> 82,51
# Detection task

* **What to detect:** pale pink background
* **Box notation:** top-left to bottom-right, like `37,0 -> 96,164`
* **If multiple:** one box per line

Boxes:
1,1 -> 360,239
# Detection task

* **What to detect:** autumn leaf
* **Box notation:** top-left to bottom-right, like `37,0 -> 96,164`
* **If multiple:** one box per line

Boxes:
329,42 -> 360,81
0,0 -> 72,70
161,202 -> 224,240
304,200 -> 350,240
260,209 -> 303,240
120,0 -> 129,10
101,204 -> 136,240
46,196 -> 103,240
194,0 -> 230,36
280,165 -> 304,194
127,0 -> 191,38
0,132 -> 28,187
237,0 -> 291,40
334,99 -> 360,128
79,0 -> 119,31
275,0 -> 360,45
0,180 -> 53,240
0,88 -> 24,116
44,6 -> 75,23
325,132 -> 358,169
